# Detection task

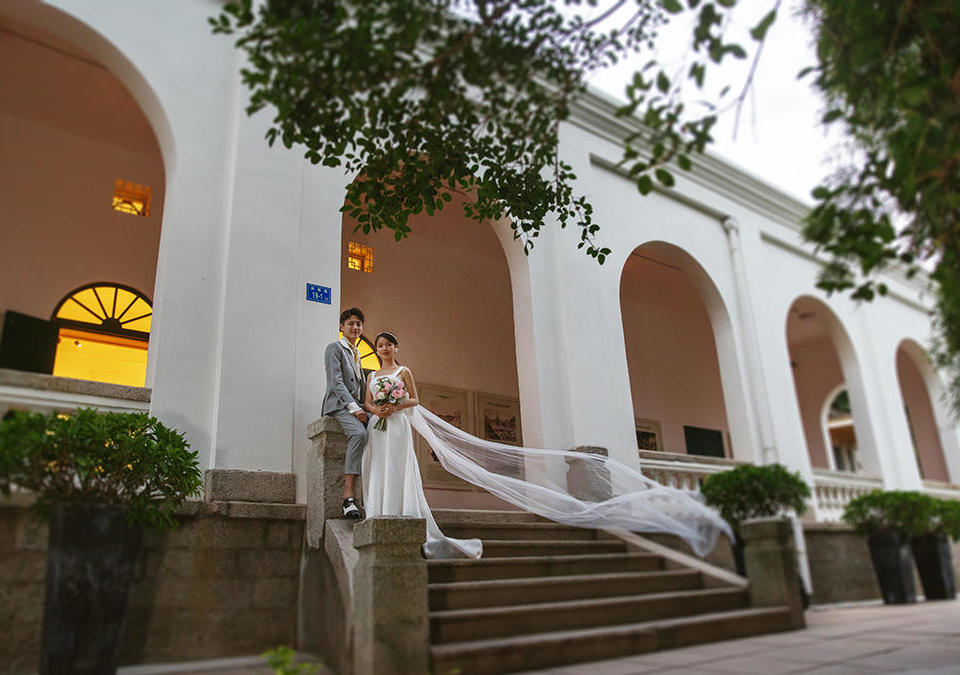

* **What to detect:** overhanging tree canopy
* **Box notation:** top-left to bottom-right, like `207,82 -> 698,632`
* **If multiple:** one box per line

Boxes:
213,0 -> 960,410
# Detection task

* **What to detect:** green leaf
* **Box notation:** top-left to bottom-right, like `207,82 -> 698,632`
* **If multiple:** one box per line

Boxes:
750,9 -> 777,42
662,0 -> 684,14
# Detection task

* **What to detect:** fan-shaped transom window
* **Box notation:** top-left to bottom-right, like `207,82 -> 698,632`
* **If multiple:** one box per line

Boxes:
338,332 -> 381,371
53,283 -> 152,339
51,283 -> 152,387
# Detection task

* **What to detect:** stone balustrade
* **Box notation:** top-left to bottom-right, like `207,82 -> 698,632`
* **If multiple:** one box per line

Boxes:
0,367 -> 150,416
811,469 -> 883,522
638,450 -> 744,492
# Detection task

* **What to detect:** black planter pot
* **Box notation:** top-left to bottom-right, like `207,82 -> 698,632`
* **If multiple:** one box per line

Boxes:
911,534 -> 956,601
867,532 -> 917,605
40,504 -> 143,675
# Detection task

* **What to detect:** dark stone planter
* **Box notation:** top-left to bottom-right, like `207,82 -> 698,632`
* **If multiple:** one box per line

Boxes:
911,534 -> 956,601
40,504 -> 143,675
867,532 -> 916,605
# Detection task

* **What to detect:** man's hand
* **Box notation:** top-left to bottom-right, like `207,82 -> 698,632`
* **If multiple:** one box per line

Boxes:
353,410 -> 368,423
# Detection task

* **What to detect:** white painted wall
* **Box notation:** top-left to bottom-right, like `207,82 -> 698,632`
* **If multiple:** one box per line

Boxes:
4,2 -> 955,507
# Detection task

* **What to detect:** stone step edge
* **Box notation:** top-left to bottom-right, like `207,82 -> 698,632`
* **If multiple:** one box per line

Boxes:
430,586 -> 746,622
431,508 -> 544,523
427,552 -> 660,568
439,521 -> 591,531
428,568 -> 700,593
430,606 -> 792,656
480,539 -> 624,547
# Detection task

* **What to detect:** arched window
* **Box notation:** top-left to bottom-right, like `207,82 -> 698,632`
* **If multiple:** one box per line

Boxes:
338,332 -> 382,371
50,283 -> 151,387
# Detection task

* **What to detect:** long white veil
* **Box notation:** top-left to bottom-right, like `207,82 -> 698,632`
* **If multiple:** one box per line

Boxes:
408,406 -> 733,557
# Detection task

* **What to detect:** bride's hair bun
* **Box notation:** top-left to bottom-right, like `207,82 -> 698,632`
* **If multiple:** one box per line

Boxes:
375,331 -> 399,346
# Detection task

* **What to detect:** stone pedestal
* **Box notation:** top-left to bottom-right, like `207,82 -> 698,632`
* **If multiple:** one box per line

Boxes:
352,517 -> 429,675
305,417 -> 348,549
741,517 -> 806,628
565,445 -> 611,501
204,469 -> 296,504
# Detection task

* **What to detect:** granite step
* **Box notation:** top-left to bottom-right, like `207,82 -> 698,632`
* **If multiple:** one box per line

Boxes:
427,552 -> 662,583
432,508 -> 540,525
437,522 -> 597,541
429,569 -> 705,610
430,587 -> 749,643
479,539 -> 626,558
429,606 -> 795,674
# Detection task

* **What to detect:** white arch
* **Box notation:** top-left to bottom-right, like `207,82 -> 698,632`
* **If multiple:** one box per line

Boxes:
897,339 -> 960,483
619,240 -> 758,463
787,295 -> 883,477
818,383 -> 848,473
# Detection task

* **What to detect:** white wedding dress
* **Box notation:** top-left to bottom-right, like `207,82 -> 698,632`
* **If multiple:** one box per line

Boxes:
362,366 -> 483,559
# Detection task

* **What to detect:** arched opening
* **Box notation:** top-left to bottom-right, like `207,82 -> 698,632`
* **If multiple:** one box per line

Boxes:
787,296 -> 874,474
340,188 -> 520,508
896,340 -> 954,483
0,14 -> 165,387
820,386 -> 860,473
619,242 -> 738,459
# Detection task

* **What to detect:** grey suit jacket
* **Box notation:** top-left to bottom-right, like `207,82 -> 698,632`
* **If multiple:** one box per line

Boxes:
322,341 -> 366,416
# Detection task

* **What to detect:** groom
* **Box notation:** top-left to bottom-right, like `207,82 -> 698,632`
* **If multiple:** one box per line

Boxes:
322,307 -> 368,519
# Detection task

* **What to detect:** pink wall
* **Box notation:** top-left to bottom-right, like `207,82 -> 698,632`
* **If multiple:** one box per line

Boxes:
788,336 -> 844,469
341,199 -> 520,508
0,26 -> 164,320
897,347 -> 950,482
620,252 -> 729,455
340,202 -> 518,399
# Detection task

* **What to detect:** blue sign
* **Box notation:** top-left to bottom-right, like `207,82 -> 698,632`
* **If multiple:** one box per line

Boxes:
306,283 -> 331,304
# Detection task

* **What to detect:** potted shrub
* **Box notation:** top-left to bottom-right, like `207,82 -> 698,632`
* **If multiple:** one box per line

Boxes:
909,497 -> 959,601
842,490 -> 929,604
0,408 -> 202,674
700,463 -> 811,576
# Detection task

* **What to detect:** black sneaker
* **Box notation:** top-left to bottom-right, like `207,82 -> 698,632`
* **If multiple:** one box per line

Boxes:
342,497 -> 362,519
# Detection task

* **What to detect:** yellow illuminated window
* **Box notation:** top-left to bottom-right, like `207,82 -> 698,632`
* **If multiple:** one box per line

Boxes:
347,242 -> 374,273
50,284 -> 152,387
112,179 -> 151,217
338,332 -> 381,371
53,328 -> 148,387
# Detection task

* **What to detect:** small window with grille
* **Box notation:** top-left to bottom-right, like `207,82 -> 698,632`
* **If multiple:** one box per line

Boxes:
347,242 -> 374,273
112,179 -> 151,217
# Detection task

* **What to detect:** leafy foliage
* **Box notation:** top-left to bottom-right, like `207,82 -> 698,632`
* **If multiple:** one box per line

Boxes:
210,0 -> 772,263
700,463 -> 810,531
841,490 -> 960,539
262,646 -> 322,675
798,1 -> 960,411
0,409 -> 203,530
212,0 -> 960,406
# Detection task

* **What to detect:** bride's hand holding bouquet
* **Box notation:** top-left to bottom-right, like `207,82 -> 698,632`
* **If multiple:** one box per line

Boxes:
371,377 -> 409,431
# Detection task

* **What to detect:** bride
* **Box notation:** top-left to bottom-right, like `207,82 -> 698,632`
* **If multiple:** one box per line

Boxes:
362,331 -> 482,559
361,331 -> 732,561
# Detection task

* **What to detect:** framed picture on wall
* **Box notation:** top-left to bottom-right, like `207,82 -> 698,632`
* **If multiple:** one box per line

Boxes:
683,425 -> 726,458
414,384 -> 475,490
635,418 -> 663,452
475,392 -> 522,446
474,392 -> 524,481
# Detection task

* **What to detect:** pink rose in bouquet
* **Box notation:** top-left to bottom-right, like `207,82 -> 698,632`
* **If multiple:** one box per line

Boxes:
372,375 -> 409,431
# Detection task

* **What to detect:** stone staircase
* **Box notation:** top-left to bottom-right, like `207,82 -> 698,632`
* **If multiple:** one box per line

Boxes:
428,509 -> 795,674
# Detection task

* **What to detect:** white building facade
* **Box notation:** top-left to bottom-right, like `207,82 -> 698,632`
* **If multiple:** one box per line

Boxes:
2,0 -> 957,523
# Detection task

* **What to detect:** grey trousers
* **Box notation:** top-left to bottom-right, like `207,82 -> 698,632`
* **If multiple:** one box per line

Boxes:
330,408 -> 367,475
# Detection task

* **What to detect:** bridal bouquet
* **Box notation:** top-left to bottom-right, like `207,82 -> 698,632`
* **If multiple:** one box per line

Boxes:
371,376 -> 408,431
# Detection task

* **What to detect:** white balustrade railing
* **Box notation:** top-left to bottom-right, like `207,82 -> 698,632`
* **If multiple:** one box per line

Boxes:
812,469 -> 883,522
0,368 -> 149,417
921,479 -> 960,501
639,450 -> 744,492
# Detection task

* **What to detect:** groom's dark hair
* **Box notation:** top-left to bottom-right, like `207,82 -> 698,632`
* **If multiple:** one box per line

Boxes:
339,307 -> 364,324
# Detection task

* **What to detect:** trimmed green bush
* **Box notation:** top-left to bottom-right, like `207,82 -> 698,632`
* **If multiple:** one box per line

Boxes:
700,463 -> 810,531
841,490 -> 953,539
0,408 -> 202,529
